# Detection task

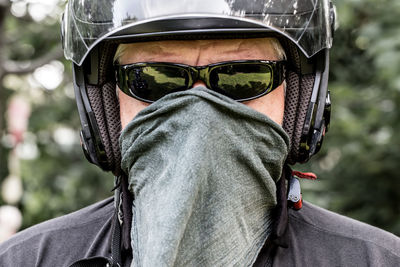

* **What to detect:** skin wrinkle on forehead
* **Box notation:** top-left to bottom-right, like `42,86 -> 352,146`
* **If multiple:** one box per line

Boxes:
114,38 -> 285,64
118,42 -> 201,65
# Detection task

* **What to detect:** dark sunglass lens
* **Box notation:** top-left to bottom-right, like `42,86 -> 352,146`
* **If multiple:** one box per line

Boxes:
210,64 -> 273,100
127,65 -> 189,102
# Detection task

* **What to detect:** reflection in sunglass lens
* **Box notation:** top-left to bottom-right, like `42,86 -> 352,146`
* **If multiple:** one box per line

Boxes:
128,66 -> 189,101
117,60 -> 284,103
210,64 -> 272,100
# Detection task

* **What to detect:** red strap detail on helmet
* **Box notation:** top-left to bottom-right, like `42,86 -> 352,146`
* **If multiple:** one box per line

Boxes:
292,171 -> 317,180
292,195 -> 303,210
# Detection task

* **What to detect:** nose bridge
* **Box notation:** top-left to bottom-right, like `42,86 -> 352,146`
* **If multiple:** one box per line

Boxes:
198,66 -> 209,82
191,66 -> 209,85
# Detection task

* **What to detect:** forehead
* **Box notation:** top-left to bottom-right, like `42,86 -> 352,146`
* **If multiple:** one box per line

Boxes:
117,38 -> 282,64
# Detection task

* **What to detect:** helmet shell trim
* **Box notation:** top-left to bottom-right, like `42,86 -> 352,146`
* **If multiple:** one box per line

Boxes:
63,0 -> 334,66
66,15 -> 331,66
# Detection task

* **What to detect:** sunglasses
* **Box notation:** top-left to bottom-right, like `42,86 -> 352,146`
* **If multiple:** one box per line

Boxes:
114,60 -> 286,103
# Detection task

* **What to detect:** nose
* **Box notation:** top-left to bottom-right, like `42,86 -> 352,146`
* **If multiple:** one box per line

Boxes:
193,81 -> 207,88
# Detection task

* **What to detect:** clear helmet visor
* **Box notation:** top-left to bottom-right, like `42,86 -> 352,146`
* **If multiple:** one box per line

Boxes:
63,0 -> 334,65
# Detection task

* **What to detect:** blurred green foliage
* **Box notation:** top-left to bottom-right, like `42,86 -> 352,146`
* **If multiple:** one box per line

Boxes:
301,0 -> 400,235
19,91 -> 113,228
0,0 -> 112,229
0,0 -> 399,236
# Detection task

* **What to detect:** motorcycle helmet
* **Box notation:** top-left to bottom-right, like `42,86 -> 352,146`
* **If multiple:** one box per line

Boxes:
62,0 -> 336,175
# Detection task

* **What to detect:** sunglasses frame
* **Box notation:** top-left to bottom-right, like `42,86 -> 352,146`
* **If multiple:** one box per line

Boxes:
115,60 -> 286,103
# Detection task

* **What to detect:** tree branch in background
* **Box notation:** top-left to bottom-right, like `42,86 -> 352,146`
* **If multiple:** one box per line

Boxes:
2,46 -> 64,75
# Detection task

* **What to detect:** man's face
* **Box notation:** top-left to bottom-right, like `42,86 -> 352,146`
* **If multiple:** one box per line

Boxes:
117,38 -> 285,129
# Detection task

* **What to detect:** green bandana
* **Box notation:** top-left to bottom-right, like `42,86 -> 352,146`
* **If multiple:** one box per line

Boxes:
120,87 -> 290,267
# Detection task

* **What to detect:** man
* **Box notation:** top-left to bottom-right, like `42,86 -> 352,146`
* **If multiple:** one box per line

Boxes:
1,0 -> 400,266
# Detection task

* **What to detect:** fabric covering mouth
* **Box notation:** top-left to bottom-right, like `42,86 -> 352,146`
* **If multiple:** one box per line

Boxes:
120,86 -> 290,267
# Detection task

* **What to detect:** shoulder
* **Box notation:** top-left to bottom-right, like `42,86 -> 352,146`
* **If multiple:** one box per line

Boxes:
274,201 -> 400,266
292,201 -> 400,250
0,197 -> 114,267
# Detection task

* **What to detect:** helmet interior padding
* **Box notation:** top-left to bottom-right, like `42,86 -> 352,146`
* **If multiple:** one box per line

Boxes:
86,43 -> 121,174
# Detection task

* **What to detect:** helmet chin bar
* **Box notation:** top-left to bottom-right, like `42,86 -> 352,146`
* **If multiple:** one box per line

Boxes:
73,64 -> 110,170
298,49 -> 331,162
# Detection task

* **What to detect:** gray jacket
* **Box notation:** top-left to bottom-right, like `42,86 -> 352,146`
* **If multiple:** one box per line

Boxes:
0,197 -> 399,266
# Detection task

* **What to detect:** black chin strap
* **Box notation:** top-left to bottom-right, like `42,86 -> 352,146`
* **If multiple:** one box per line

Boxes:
110,174 -> 133,267
270,165 -> 291,247
110,182 -> 123,267
120,174 -> 133,252
253,165 -> 291,266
